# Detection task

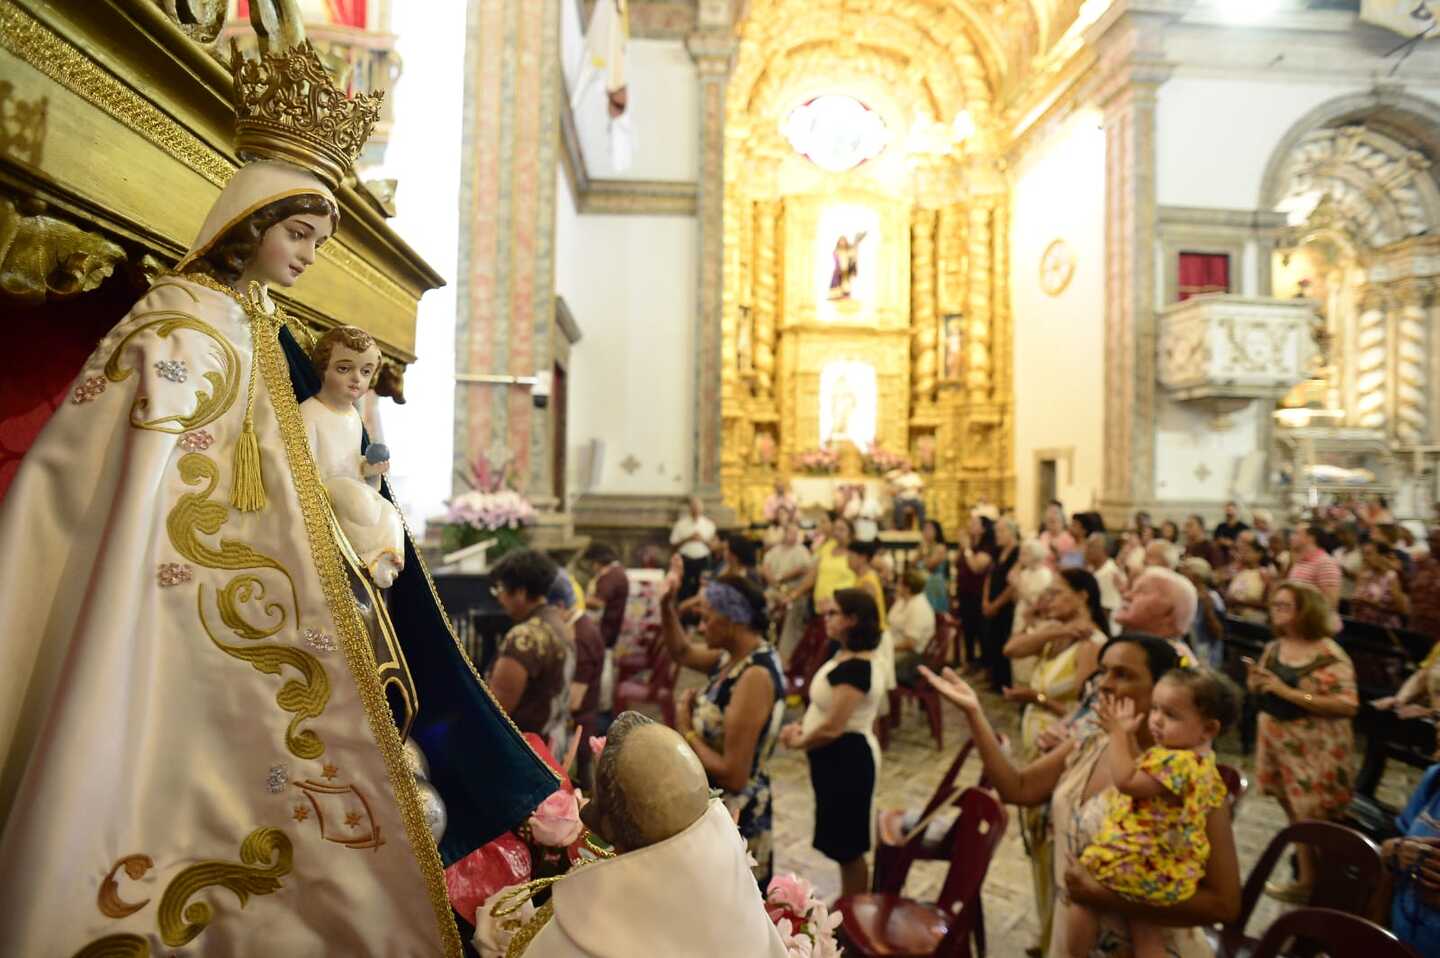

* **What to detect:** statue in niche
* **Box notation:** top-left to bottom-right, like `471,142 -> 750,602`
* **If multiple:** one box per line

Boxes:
819,359 -> 876,450
943,314 -> 964,380
827,230 -> 868,301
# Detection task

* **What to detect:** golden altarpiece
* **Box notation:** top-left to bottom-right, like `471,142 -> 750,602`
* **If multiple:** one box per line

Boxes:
0,0 -> 437,492
719,74 -> 1015,532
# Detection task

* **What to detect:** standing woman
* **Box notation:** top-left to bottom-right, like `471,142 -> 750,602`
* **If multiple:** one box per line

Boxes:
919,519 -> 952,615
1225,534 -> 1272,624
662,566 -> 786,884
1351,540 -> 1409,628
955,514 -> 996,670
982,517 -> 1021,689
1248,581 -> 1359,902
780,588 -> 886,896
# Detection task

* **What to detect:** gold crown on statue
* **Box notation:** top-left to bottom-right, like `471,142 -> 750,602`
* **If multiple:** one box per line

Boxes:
229,40 -> 383,190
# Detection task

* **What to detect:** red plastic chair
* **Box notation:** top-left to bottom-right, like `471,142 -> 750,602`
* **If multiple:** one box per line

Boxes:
613,648 -> 679,726
889,614 -> 956,749
614,623 -> 661,684
1249,907 -> 1417,958
1211,820 -> 1383,958
784,614 -> 831,704
838,786 -> 1008,958
1217,763 -> 1247,817
872,737 -> 977,895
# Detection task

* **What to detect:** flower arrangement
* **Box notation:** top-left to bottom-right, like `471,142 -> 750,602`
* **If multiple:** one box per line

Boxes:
794,446 -> 840,475
765,874 -> 842,957
862,444 -> 911,476
438,451 -> 537,557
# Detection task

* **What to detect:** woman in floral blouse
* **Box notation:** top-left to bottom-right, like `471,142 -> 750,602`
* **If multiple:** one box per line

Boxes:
660,559 -> 785,885
1248,581 -> 1359,903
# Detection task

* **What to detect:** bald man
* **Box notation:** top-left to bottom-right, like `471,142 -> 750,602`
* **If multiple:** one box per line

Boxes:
1114,567 -> 1199,664
520,712 -> 788,956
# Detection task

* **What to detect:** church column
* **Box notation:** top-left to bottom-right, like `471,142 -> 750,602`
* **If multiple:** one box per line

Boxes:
1094,11 -> 1172,514
1394,280 -> 1431,443
754,200 -> 780,399
686,24 -> 737,498
965,201 -> 994,404
453,0 -> 563,503
911,208 -> 939,406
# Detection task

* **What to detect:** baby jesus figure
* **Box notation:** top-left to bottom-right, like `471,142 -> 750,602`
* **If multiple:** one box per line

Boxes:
301,326 -> 406,588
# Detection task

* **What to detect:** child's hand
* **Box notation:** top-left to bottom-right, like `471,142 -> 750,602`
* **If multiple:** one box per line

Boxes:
1096,694 -> 1143,736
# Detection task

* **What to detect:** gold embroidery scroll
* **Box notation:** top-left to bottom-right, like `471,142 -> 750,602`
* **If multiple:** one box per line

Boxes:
97,854 -> 154,919
70,933 -> 149,958
103,312 -> 240,434
155,826 -> 294,947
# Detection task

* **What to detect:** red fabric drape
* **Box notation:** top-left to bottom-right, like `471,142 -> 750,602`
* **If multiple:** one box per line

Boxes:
1177,252 -> 1230,302
324,0 -> 367,28
0,281 -> 135,503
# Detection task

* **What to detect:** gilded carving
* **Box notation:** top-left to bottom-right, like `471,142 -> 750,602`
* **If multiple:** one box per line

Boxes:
0,197 -> 126,304
753,200 -> 779,397
966,203 -> 993,403
0,78 -> 45,165
155,826 -> 294,947
157,0 -> 227,45
910,208 -> 938,404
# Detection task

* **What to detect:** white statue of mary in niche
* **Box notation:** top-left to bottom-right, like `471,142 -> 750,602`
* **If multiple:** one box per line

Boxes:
818,359 -> 877,450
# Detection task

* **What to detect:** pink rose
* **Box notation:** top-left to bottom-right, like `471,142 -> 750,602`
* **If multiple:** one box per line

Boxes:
766,873 -> 815,916
588,736 -> 606,756
528,788 -> 582,847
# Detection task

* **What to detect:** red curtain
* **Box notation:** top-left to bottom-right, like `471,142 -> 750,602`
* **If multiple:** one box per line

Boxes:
0,281 -> 136,503
1177,252 -> 1230,302
235,1 -> 367,28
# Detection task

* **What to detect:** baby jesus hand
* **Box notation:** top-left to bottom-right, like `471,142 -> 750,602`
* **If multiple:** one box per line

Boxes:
361,459 -> 391,478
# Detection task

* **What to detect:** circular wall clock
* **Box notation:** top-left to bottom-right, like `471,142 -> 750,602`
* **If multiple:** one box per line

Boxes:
1040,238 -> 1075,297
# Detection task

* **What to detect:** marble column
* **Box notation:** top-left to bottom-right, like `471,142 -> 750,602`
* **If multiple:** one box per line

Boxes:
453,0 -> 563,502
1394,280 -> 1431,444
686,25 -> 736,498
1094,11 -> 1172,513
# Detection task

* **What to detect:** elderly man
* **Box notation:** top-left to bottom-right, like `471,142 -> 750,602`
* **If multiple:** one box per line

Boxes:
519,712 -> 788,956
1114,566 -> 1200,664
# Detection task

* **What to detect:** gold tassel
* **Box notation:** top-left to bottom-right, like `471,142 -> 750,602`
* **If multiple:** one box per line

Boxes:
232,282 -> 268,512
231,414 -> 266,512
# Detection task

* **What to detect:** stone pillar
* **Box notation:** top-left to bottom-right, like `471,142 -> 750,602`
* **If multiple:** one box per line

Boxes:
453,0 -> 563,503
1094,11 -> 1172,514
965,201 -> 994,404
686,24 -> 736,498
1354,290 -> 1388,432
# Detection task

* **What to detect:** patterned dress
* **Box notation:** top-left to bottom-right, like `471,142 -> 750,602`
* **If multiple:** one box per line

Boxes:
1353,569 -> 1405,628
1254,638 -> 1358,820
689,644 -> 785,884
1079,748 -> 1228,904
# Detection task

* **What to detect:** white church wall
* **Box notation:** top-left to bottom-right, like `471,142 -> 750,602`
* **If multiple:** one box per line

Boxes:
1154,400 -> 1268,507
1011,111 -> 1108,533
564,28 -> 699,182
561,203 -> 698,495
364,0 -> 468,531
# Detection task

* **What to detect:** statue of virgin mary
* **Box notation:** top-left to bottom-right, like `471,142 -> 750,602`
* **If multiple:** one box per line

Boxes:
0,36 -> 555,958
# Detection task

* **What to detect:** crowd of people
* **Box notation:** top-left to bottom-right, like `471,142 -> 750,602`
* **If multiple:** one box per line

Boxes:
480,490 -> 1440,957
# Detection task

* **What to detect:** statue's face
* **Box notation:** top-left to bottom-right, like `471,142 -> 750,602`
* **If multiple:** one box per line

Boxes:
320,343 -> 380,406
252,212 -> 334,287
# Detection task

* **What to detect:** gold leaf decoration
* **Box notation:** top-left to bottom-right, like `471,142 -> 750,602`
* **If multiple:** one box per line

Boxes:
156,827 -> 293,948
103,313 -> 240,434
199,588 -> 329,759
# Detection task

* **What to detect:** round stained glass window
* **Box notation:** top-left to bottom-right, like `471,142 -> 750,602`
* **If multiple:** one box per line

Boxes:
781,95 -> 890,172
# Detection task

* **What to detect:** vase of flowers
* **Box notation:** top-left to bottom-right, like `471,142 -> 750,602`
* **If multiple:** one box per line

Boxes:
794,447 -> 840,476
861,444 -> 910,476
439,452 -> 537,558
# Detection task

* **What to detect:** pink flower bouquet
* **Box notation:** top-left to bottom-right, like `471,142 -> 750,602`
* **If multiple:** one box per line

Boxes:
765,873 -> 842,958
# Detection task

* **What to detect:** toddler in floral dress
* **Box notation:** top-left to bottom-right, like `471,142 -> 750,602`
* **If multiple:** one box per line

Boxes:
1066,667 -> 1240,958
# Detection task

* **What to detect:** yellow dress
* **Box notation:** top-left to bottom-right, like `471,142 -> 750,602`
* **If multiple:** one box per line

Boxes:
1078,747 -> 1227,904
812,539 -> 856,603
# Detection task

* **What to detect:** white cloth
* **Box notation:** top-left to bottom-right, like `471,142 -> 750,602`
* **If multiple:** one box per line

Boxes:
522,801 -> 788,957
1092,559 -> 1125,614
301,397 -> 405,586
887,594 -> 936,654
669,515 -> 716,560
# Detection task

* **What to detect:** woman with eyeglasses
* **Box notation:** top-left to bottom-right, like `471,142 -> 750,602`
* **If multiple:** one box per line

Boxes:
1246,580 -> 1359,903
780,588 -> 886,896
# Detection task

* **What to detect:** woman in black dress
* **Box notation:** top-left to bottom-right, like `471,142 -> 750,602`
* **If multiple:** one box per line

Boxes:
780,588 -> 886,896
955,513 -> 996,669
981,517 -> 1019,689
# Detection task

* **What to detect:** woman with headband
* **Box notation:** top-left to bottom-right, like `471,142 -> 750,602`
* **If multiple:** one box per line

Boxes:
662,560 -> 786,886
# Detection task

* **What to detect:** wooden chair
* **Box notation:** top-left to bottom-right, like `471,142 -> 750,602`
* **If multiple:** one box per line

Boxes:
1249,907 -> 1418,958
888,614 -> 956,750
839,787 -> 1008,958
1211,820 -> 1383,958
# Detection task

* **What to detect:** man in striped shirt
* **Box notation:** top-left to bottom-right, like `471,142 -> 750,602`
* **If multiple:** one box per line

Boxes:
1287,523 -> 1342,609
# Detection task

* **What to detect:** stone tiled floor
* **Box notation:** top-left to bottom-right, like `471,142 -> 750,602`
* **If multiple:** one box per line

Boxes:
673,666 -> 1426,955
